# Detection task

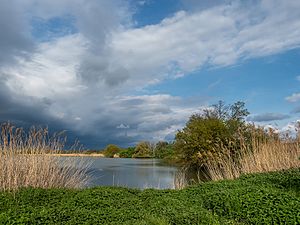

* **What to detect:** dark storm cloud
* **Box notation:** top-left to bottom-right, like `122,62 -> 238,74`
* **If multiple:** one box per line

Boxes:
72,94 -> 197,148
0,89 -> 180,148
74,0 -> 131,87
78,55 -> 129,87
0,79 -> 55,126
74,0 -> 128,44
0,79 -> 96,148
0,1 -> 33,66
248,113 -> 290,122
0,0 -> 135,148
0,77 -> 79,145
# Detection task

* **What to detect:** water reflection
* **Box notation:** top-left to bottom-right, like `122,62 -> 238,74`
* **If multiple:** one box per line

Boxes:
83,158 -> 178,189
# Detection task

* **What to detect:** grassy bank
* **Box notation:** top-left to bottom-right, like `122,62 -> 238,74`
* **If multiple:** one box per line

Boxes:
0,169 -> 299,225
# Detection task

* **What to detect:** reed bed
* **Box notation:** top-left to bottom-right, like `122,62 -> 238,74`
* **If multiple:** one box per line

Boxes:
204,132 -> 300,181
173,167 -> 188,190
0,123 -> 90,191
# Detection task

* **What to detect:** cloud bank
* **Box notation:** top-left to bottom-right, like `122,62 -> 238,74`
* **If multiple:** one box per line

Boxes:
248,113 -> 290,122
1,0 -> 300,147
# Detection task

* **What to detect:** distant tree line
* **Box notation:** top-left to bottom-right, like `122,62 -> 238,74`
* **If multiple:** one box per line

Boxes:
102,141 -> 175,159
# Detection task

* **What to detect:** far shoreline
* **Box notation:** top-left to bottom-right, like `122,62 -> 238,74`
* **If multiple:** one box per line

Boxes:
47,153 -> 105,157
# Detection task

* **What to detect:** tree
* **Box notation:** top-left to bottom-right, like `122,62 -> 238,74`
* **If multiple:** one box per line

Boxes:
229,101 -> 250,121
103,144 -> 121,158
175,116 -> 231,168
119,147 -> 135,158
203,100 -> 249,121
174,101 -> 250,168
203,100 -> 230,120
132,141 -> 154,158
154,141 -> 174,159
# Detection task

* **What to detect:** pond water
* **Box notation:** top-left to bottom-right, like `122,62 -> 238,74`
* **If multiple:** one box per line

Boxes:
83,158 -> 178,189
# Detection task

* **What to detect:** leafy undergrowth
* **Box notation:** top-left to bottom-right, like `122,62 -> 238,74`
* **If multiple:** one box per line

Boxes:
0,169 -> 299,225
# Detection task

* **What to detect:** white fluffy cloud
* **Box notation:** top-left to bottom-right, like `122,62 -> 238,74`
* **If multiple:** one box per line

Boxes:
4,34 -> 86,98
286,75 -> 300,103
108,0 -> 300,87
1,0 -> 300,147
286,93 -> 300,103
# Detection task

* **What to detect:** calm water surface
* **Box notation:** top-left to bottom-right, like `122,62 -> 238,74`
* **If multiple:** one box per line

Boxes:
83,158 -> 178,189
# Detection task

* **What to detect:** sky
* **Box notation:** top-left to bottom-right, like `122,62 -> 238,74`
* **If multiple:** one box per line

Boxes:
0,0 -> 300,148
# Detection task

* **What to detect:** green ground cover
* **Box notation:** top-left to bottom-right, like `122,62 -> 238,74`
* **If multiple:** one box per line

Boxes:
0,169 -> 299,225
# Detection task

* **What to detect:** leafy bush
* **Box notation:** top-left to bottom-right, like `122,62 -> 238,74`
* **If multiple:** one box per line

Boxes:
154,142 -> 175,159
119,147 -> 135,158
103,144 -> 121,158
119,142 -> 175,159
174,101 -> 251,168
132,141 -> 154,158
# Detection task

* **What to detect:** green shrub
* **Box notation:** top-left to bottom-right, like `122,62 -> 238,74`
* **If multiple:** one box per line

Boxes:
174,101 -> 252,168
154,142 -> 175,159
132,141 -> 154,158
103,144 -> 121,158
119,147 -> 135,158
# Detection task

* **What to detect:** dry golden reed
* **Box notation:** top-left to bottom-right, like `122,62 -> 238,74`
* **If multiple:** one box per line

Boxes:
204,130 -> 300,181
0,123 -> 90,191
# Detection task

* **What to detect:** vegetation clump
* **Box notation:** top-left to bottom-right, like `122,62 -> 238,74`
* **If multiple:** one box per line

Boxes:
103,144 -> 121,158
119,147 -> 135,158
154,141 -> 175,159
117,142 -> 175,159
173,101 -> 300,182
132,141 -> 154,158
174,101 -> 250,169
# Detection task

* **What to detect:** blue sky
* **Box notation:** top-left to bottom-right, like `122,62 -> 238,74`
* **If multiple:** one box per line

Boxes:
0,0 -> 299,148
147,49 -> 299,114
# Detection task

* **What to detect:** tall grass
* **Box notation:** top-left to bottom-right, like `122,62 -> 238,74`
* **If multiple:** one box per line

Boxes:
204,130 -> 300,181
173,167 -> 188,189
0,123 -> 90,191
